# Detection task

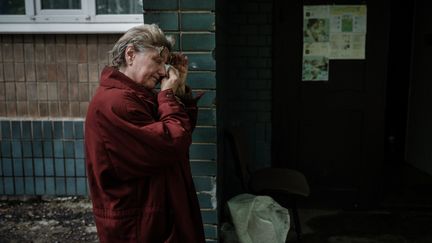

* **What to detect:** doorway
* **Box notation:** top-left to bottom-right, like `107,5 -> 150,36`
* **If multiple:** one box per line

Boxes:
271,0 -> 431,208
381,1 -> 432,208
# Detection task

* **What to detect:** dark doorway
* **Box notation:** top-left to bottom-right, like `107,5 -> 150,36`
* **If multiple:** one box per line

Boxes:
273,0 -> 432,209
381,1 -> 432,208
273,0 -> 394,208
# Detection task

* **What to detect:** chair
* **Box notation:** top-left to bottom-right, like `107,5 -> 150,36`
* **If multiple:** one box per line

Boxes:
225,128 -> 310,241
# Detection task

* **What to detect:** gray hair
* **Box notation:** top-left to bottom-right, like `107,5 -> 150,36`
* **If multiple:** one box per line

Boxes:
110,24 -> 175,68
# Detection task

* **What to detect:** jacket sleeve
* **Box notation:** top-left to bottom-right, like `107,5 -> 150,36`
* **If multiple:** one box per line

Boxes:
177,85 -> 202,131
95,89 -> 193,179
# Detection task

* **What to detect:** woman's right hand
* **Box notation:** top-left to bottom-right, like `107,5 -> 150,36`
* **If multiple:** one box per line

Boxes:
160,65 -> 180,93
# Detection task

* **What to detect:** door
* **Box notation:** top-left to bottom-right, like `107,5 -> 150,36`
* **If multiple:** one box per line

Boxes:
273,0 -> 390,206
406,2 -> 432,176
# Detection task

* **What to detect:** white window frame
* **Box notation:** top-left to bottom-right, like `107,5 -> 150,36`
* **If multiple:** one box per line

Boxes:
0,0 -> 144,33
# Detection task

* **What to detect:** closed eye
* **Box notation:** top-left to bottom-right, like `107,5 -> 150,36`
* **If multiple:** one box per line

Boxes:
153,56 -> 164,65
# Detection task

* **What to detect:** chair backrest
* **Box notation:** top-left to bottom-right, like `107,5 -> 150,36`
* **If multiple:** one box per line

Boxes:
225,127 -> 251,191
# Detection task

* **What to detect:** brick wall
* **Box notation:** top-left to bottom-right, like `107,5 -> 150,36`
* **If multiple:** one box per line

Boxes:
0,34 -> 118,117
217,0 -> 273,204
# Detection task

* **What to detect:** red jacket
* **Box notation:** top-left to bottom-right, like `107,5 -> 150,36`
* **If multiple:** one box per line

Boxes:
85,66 -> 205,243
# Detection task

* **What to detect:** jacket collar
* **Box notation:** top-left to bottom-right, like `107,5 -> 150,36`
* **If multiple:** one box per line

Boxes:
100,66 -> 156,98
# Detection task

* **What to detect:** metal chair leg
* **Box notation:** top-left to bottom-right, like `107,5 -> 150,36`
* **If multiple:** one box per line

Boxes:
290,199 -> 302,242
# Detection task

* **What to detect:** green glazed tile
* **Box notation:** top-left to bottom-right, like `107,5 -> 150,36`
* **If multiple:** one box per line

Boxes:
187,72 -> 216,89
197,108 -> 216,126
204,225 -> 218,239
180,0 -> 215,10
187,53 -> 215,71
181,13 -> 215,31
14,177 -> 24,194
35,177 -> 45,195
197,193 -> 213,208
191,161 -> 217,176
182,33 -> 215,51
4,177 -> 14,195
190,143 -> 216,160
193,177 -> 213,191
143,0 -> 178,10
144,12 -> 179,31
25,177 -> 35,194
192,127 -> 216,143
195,90 -> 215,107
201,210 -> 218,224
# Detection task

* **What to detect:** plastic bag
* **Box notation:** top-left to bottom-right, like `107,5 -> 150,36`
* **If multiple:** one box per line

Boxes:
227,193 -> 290,243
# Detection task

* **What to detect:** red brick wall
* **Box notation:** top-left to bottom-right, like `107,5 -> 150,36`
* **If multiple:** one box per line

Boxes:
0,34 -> 121,117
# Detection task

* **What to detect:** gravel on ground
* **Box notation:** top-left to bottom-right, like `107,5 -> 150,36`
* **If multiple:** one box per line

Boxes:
0,196 -> 98,243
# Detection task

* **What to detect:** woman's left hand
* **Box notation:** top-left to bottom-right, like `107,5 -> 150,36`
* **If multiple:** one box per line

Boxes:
169,53 -> 188,96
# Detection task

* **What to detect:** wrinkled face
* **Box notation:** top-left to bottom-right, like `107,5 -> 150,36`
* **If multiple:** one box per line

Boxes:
124,46 -> 170,90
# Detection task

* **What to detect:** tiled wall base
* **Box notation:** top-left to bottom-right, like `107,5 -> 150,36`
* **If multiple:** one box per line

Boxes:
1,119 -> 86,195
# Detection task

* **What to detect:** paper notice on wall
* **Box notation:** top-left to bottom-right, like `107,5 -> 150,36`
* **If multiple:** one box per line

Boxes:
329,5 -> 367,59
302,4 -> 367,81
303,42 -> 330,57
303,6 -> 330,81
330,5 -> 367,33
304,5 -> 330,19
302,42 -> 329,81
303,6 -> 330,43
330,33 -> 366,59
302,56 -> 329,81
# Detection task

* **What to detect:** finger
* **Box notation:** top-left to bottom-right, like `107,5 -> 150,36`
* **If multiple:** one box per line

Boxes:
174,53 -> 183,64
179,55 -> 186,66
168,66 -> 180,78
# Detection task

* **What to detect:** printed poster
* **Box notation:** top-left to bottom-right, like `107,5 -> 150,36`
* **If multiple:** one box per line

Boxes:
303,5 -> 330,43
302,5 -> 367,81
303,5 -> 330,81
302,42 -> 329,81
329,5 -> 367,59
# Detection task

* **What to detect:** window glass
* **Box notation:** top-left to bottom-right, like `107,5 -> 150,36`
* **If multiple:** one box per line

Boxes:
41,0 -> 81,9
96,0 -> 142,14
0,0 -> 25,15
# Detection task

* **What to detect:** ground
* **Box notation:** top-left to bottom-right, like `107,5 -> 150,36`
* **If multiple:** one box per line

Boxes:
289,208 -> 432,243
0,196 -> 98,243
3,196 -> 432,243
221,207 -> 432,243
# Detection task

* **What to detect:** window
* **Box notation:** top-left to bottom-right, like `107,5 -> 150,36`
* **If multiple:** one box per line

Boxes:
96,0 -> 142,14
0,0 -> 144,33
0,0 -> 26,15
41,0 -> 81,9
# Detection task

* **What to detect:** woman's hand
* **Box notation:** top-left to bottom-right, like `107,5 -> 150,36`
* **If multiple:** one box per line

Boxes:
160,66 -> 180,93
169,53 -> 188,96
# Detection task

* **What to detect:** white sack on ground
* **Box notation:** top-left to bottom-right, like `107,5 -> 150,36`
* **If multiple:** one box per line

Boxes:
227,193 -> 290,243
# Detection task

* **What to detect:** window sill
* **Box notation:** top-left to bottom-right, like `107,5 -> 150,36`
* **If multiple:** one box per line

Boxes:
0,22 -> 143,34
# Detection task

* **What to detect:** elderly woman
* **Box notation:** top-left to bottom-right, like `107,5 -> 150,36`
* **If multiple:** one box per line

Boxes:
85,24 -> 205,242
